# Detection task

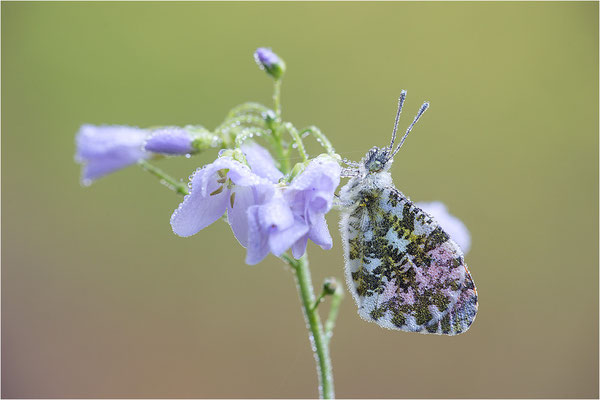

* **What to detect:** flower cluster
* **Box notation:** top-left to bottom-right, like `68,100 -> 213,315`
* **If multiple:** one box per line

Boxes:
171,143 -> 340,264
74,48 -> 469,268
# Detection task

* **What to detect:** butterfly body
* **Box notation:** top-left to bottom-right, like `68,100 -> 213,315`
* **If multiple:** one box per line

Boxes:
338,92 -> 478,335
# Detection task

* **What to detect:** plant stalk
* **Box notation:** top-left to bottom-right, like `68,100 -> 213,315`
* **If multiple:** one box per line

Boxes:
284,254 -> 335,399
138,160 -> 189,195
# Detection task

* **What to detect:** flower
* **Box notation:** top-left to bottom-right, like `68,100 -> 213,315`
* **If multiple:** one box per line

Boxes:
75,124 -> 149,185
246,156 -> 341,264
170,142 -> 284,260
170,156 -> 275,246
285,157 -> 341,258
416,201 -> 471,255
246,191 -> 309,265
254,47 -> 286,80
145,127 -> 195,155
171,141 -> 341,265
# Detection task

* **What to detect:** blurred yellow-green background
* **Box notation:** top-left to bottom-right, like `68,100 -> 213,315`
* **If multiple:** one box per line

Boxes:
2,2 -> 598,398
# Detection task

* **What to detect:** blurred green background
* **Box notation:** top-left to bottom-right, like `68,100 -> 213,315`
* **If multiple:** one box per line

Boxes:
2,2 -> 598,398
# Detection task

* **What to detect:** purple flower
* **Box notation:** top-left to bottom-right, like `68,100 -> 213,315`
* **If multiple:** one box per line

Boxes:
246,191 -> 309,265
145,127 -> 195,155
285,157 -> 341,258
254,47 -> 286,79
171,142 -> 341,265
416,201 -> 471,255
75,124 -> 150,184
170,156 -> 276,247
246,157 -> 341,264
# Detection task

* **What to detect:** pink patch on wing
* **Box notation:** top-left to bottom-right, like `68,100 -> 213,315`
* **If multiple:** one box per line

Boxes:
379,279 -> 399,304
399,287 -> 416,305
427,243 -> 455,269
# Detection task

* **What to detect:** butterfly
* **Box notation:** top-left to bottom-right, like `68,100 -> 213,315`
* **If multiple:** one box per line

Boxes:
338,91 -> 478,335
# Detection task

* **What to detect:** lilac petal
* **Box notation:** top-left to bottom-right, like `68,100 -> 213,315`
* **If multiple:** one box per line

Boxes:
170,168 -> 229,237
416,201 -> 471,255
291,236 -> 309,259
307,213 -> 332,250
145,128 -> 194,155
246,205 -> 271,265
227,185 -> 256,247
82,157 -> 139,182
289,158 -> 341,193
309,191 -> 333,215
241,142 -> 284,183
269,219 -> 309,256
75,125 -> 149,183
203,157 -> 274,193
257,194 -> 294,231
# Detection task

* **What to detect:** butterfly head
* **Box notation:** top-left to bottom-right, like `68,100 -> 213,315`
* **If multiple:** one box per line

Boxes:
364,146 -> 392,174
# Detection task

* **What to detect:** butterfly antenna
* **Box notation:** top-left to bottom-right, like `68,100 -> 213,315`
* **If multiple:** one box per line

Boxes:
390,101 -> 429,159
388,90 -> 407,151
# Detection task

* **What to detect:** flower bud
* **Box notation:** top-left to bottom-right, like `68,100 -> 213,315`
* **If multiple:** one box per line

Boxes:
323,278 -> 338,296
254,47 -> 286,80
145,127 -> 195,155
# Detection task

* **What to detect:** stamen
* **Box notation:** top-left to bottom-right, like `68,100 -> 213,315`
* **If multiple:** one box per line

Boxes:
210,185 -> 224,196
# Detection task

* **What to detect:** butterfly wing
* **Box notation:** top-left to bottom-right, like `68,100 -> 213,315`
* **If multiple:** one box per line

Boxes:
340,186 -> 478,335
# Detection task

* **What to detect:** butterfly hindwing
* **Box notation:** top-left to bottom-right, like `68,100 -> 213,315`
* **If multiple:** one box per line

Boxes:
340,186 -> 478,335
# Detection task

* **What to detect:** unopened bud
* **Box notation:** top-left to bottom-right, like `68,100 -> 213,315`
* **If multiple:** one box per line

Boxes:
323,278 -> 338,296
254,47 -> 286,80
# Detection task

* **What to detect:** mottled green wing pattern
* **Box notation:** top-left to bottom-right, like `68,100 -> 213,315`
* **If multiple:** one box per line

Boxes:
340,186 -> 478,335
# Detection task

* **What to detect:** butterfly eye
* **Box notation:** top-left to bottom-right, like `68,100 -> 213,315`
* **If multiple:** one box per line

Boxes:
368,160 -> 382,172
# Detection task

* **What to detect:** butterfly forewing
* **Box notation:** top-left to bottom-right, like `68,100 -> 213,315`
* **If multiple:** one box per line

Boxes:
340,186 -> 478,335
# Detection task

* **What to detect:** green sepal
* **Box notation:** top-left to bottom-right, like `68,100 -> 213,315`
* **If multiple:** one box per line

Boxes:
219,148 -> 247,165
286,160 -> 310,183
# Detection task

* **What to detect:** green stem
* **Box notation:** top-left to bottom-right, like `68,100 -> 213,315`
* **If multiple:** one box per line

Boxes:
311,290 -> 327,312
138,160 -> 188,196
266,79 -> 291,173
284,122 -> 308,162
227,102 -> 270,119
324,287 -> 344,343
283,254 -> 335,399
301,126 -> 336,156
273,79 -> 282,119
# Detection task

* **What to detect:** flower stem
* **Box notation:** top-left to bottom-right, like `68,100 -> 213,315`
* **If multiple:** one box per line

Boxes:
273,79 -> 282,119
138,160 -> 189,196
283,254 -> 335,399
300,126 -> 336,156
284,122 -> 308,162
324,286 -> 344,343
